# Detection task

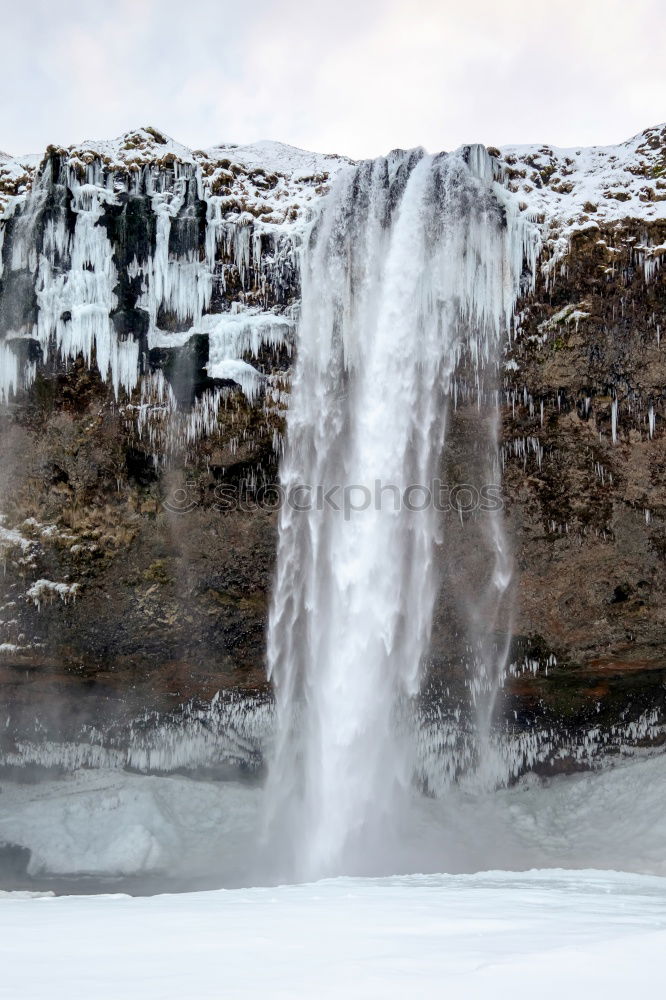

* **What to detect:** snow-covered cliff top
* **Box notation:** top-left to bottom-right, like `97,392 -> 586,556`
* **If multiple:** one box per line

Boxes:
1,123 -> 664,408
494,123 -> 666,267
1,123 -> 664,240
0,126 -> 352,230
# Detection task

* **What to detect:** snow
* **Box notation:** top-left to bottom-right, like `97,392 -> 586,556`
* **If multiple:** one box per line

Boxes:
205,358 -> 265,401
1,870 -> 665,999
3,123 -> 661,240
206,137 -> 352,177
497,123 -> 666,279
0,127 -> 350,231
25,578 -> 79,610
0,515 -> 34,552
0,150 -> 34,215
499,124 -> 666,228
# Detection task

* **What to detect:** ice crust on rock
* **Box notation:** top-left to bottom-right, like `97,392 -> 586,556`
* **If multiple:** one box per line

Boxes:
0,127 -> 348,422
25,578 -> 79,611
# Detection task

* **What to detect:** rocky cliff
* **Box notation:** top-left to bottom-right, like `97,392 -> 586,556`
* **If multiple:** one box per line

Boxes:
0,125 -> 664,779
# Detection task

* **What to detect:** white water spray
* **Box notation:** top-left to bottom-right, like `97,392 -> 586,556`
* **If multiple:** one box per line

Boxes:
266,147 -> 536,880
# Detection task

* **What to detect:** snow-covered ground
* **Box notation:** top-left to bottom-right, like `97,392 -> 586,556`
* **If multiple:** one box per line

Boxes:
1,869 -> 665,998
1,718 -> 664,999
1,751 -> 666,884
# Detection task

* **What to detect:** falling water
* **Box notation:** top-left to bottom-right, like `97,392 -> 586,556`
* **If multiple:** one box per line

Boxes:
266,147 -> 537,880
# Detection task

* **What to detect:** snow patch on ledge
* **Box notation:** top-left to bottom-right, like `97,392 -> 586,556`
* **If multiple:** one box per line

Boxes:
0,517 -> 34,553
26,579 -> 79,611
206,359 -> 266,402
0,642 -> 21,655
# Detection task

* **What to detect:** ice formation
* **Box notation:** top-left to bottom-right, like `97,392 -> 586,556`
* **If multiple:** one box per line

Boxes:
25,578 -> 79,611
3,749 -> 666,884
0,129 -> 347,445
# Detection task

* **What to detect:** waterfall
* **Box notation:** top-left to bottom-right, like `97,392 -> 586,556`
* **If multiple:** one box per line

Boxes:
266,146 -> 537,880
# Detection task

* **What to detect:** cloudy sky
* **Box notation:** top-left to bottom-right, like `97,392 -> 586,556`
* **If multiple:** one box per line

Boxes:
1,0 -> 664,158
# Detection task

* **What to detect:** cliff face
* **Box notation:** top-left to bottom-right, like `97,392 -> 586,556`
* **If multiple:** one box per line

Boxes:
0,125 -> 664,772
501,129 -> 666,755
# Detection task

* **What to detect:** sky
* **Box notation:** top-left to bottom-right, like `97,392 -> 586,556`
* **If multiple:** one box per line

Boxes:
1,0 -> 664,159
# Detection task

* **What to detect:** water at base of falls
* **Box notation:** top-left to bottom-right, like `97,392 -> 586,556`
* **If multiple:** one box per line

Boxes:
265,146 -> 537,881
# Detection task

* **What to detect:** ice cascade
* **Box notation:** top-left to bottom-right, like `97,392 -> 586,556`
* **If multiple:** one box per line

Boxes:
0,155 -> 296,416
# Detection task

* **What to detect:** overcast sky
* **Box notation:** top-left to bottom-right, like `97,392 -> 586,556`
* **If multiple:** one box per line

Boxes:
1,0 -> 664,159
